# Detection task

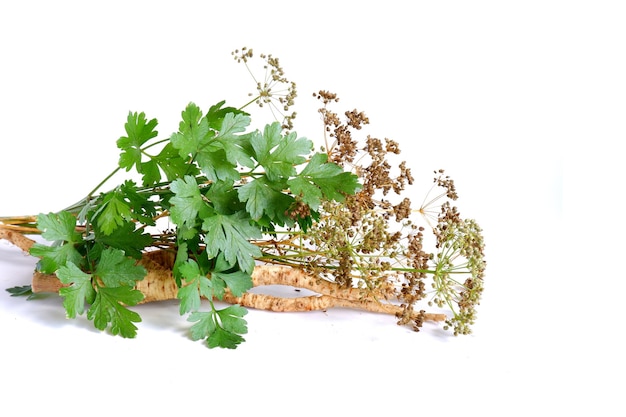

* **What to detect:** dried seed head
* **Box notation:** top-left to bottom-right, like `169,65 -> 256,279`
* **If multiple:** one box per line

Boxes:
233,47 -> 298,131
262,77 -> 485,337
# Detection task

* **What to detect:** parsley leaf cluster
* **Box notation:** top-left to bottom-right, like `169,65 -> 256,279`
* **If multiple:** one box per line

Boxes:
30,99 -> 360,348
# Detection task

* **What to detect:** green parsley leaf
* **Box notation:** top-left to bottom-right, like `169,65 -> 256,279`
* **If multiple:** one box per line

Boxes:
5,285 -> 33,297
187,305 -> 248,349
212,112 -> 254,169
94,247 -> 146,287
35,211 -> 81,243
211,253 -> 253,298
29,211 -> 83,273
87,286 -> 144,338
150,142 -> 197,183
287,176 -> 322,210
209,305 -> 248,349
94,221 -> 152,260
216,305 -> 248,336
250,123 -> 313,181
118,181 -> 157,225
187,311 -> 215,341
176,259 -> 213,315
138,159 -> 161,186
169,175 -> 211,231
204,180 -> 245,214
236,176 -> 274,221
5,285 -> 45,300
208,325 -> 245,349
171,103 -> 254,182
117,111 -> 158,172
205,100 -> 248,130
196,149 -> 241,183
170,102 -> 212,158
249,122 -> 282,162
57,261 -> 96,318
91,181 -> 157,236
237,176 -> 294,222
30,242 -> 84,274
201,211 -> 262,274
172,242 -> 189,287
288,152 -> 361,210
92,190 -> 132,235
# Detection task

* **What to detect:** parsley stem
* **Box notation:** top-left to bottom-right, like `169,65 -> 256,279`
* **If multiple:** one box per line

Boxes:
86,166 -> 121,200
142,138 -> 169,152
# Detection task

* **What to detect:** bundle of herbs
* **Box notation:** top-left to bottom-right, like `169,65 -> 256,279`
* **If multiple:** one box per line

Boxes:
0,48 -> 486,348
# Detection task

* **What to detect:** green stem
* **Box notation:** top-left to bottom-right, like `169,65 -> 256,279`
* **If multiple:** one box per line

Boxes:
60,167 -> 121,215
141,138 -> 169,152
140,149 -> 156,159
86,166 -> 121,200
66,138 -> 170,214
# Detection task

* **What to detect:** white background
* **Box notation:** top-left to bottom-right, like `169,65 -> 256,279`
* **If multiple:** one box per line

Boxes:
0,1 -> 623,415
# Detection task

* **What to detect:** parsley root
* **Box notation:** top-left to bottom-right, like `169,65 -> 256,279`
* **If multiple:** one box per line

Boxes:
0,222 -> 36,252
18,242 -> 445,323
